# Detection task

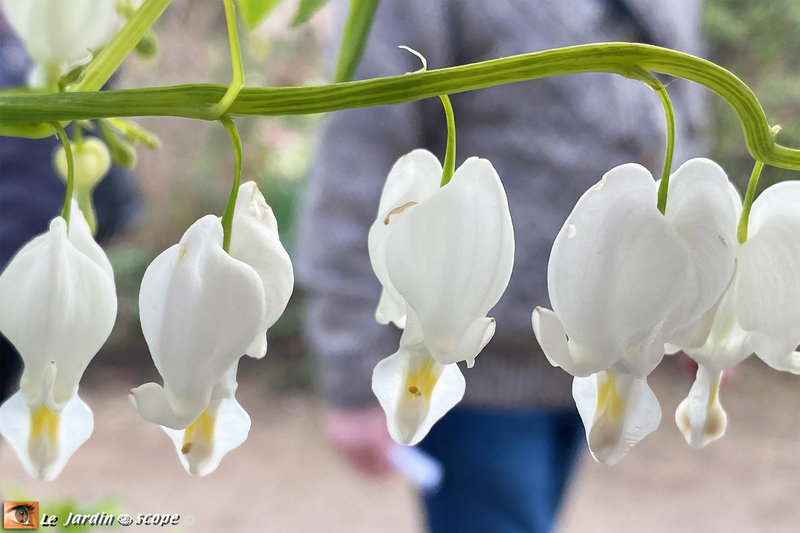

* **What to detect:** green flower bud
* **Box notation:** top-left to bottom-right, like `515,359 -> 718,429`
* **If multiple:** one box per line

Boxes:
53,137 -> 112,235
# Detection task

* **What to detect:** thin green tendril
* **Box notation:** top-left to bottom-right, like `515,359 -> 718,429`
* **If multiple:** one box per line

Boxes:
439,95 -> 456,187
220,115 -> 242,253
737,160 -> 765,244
631,69 -> 676,214
53,123 -> 75,226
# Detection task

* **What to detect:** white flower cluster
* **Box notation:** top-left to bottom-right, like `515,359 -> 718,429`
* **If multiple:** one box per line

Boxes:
370,155 -> 799,462
0,183 -> 294,478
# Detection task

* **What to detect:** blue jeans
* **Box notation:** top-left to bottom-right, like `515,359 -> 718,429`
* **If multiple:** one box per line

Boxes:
418,407 -> 584,533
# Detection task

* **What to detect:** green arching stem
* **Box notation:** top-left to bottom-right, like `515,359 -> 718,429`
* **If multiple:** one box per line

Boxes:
207,0 -> 245,119
219,115 -> 243,253
3,43 -> 800,170
439,95 -> 456,187
737,160 -> 765,244
71,0 -> 172,93
53,123 -> 75,226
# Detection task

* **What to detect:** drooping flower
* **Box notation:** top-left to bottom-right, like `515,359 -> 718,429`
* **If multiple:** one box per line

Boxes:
2,0 -> 116,88
676,180 -> 800,448
369,150 -> 514,445
532,159 -> 739,463
129,181 -> 293,475
0,204 -> 116,480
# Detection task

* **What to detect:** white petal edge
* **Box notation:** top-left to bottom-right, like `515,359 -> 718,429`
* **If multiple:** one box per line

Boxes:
230,181 -> 295,355
0,389 -> 93,481
372,343 -> 465,446
675,365 -> 727,448
573,370 -> 661,465
162,395 -> 251,476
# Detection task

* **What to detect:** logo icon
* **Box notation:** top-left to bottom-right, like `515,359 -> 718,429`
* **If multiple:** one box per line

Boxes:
3,501 -> 39,529
117,514 -> 134,526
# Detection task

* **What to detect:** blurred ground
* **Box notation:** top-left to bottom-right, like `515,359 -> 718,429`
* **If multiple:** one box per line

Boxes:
1,355 -> 798,533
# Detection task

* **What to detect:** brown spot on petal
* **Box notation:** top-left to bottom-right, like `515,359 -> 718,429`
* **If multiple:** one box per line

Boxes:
181,442 -> 193,454
408,385 -> 422,397
383,201 -> 417,225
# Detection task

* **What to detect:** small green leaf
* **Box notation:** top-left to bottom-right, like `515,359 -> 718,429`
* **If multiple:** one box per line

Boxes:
290,0 -> 329,27
333,0 -> 379,82
237,0 -> 283,30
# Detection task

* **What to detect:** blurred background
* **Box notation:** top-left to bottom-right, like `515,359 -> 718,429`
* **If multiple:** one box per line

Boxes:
1,0 -> 799,531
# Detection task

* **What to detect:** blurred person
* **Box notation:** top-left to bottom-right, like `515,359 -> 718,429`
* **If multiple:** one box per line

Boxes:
0,17 -> 139,402
297,1 -> 706,532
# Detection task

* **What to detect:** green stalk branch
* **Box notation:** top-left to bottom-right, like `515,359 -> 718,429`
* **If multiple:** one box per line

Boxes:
72,0 -> 172,93
3,43 -> 799,170
206,0 -> 244,119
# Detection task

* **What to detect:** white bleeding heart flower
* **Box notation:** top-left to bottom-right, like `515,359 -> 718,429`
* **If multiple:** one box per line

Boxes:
0,204 -> 116,480
677,180 -> 800,448
369,150 -> 514,444
2,0 -> 116,88
130,181 -> 293,475
532,159 -> 739,463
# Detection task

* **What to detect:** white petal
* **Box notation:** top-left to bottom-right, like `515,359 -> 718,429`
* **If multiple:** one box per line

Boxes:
573,370 -> 661,465
682,280 -> 752,370
372,332 -> 465,446
135,216 -> 265,428
368,150 -> 442,327
375,149 -> 442,220
244,333 -> 268,360
0,211 -> 116,407
747,179 -> 800,234
3,0 -> 115,83
384,157 -> 514,364
532,306 -> 610,376
546,164 -> 687,375
661,159 -> 739,347
675,365 -> 727,448
230,181 -> 295,341
0,390 -> 93,481
161,365 -> 250,476
736,215 -> 800,374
